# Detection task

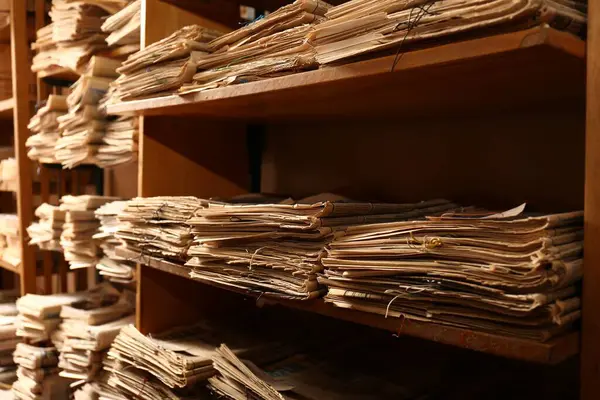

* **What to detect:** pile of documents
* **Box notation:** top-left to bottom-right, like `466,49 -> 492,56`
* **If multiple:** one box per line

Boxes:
320,205 -> 583,341
27,203 -> 66,252
115,196 -> 206,263
27,95 -> 69,164
12,343 -> 68,400
312,0 -> 587,65
55,56 -> 121,168
57,285 -> 134,381
0,158 -> 16,192
31,0 -> 127,76
101,0 -> 141,50
96,116 -> 139,168
60,195 -> 120,269
0,214 -> 20,267
179,0 -> 331,94
72,376 -> 128,400
0,303 -> 18,386
109,24 -> 226,102
105,321 -> 282,399
15,292 -> 86,343
94,200 -> 136,283
185,196 -> 454,300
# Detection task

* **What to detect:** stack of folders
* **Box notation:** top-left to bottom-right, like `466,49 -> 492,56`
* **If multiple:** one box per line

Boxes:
115,196 -> 206,264
320,205 -> 583,341
180,0 -> 332,94
94,201 -> 136,284
12,343 -> 67,400
26,95 -> 69,164
105,322 -> 285,400
0,158 -> 16,192
31,0 -> 127,76
185,196 -> 455,300
312,0 -> 587,65
108,24 -> 226,102
101,0 -> 141,52
58,286 -> 134,381
0,214 -> 20,268
0,303 -> 18,386
55,56 -> 121,168
27,203 -> 66,252
60,195 -> 120,269
13,292 -> 88,400
96,116 -> 139,168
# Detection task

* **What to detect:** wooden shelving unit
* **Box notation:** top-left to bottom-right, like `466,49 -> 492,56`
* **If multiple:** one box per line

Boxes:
103,1 -> 600,399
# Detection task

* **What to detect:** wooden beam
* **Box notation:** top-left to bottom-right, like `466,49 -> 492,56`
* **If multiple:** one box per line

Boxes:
11,0 -> 36,294
582,0 -> 600,396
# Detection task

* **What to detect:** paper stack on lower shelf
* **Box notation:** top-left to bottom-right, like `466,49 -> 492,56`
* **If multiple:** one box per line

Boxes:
27,203 -> 66,252
94,200 -> 135,284
58,287 -> 134,381
0,303 -> 18,386
60,195 -> 120,269
320,206 -> 583,341
12,343 -> 67,400
0,158 -> 16,192
96,116 -> 139,168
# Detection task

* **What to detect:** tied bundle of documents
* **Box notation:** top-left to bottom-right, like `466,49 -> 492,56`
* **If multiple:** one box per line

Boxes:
12,343 -> 69,400
96,116 -> 139,168
320,205 -> 583,341
179,0 -> 332,94
58,286 -> 134,381
55,56 -> 121,168
312,0 -> 587,65
0,303 -> 18,385
115,196 -> 206,264
60,195 -> 120,269
26,95 -> 69,164
101,0 -> 141,48
0,157 -> 16,192
0,214 -> 20,268
109,24 -> 226,102
186,196 -> 455,300
27,203 -> 66,252
94,201 -> 136,283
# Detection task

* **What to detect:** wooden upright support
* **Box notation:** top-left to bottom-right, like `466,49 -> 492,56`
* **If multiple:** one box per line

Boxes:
11,0 -> 36,294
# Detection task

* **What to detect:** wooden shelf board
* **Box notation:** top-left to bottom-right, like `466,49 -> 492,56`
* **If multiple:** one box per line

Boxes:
0,259 -> 19,275
0,98 -> 13,119
121,248 -> 580,365
107,26 -> 585,120
37,67 -> 79,86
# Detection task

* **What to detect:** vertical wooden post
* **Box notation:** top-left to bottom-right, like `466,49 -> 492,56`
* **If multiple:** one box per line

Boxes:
11,0 -> 36,294
582,0 -> 600,398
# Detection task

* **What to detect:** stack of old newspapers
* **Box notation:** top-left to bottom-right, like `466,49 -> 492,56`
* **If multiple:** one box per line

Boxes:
27,95 -> 69,164
27,203 -> 66,252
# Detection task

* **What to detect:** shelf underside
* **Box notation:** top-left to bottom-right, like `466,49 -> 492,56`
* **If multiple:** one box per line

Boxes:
107,26 -> 585,120
0,97 -> 13,119
122,248 -> 580,365
0,259 -> 19,274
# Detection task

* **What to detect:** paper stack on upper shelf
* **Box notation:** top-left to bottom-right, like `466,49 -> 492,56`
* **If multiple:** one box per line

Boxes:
31,0 -> 128,76
27,95 -> 69,164
60,195 -> 120,269
108,24 -> 226,102
179,0 -> 331,94
58,286 -> 134,381
101,0 -> 141,49
27,203 -> 66,252
94,200 -> 136,284
185,196 -> 455,300
0,214 -> 20,268
312,0 -> 587,65
320,205 -> 583,341
55,56 -> 121,168
0,158 -> 16,192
